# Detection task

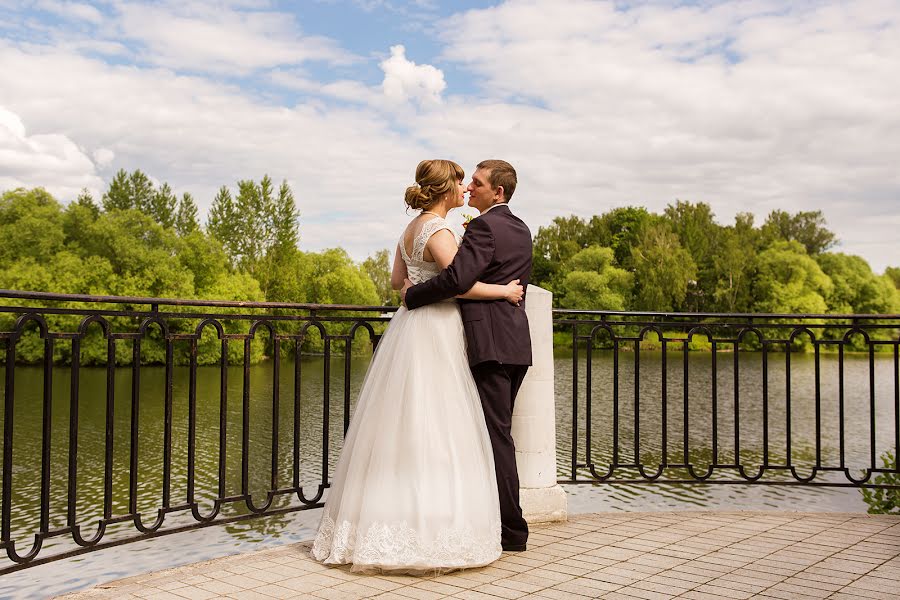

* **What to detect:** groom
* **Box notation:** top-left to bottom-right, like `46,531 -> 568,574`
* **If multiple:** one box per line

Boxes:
401,159 -> 532,552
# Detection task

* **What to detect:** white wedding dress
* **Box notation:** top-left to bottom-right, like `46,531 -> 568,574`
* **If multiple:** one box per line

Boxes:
310,217 -> 502,573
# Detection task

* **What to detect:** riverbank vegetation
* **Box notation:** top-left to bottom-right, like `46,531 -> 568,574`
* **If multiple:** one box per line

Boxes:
1,171 -> 897,363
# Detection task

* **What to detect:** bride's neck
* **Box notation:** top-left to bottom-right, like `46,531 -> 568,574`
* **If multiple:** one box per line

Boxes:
423,203 -> 450,218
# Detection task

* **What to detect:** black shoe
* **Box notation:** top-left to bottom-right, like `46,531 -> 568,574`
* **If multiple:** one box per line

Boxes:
502,542 -> 527,552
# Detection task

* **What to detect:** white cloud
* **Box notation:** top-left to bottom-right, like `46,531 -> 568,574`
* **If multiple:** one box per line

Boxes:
0,105 -> 104,200
93,147 -> 114,168
271,44 -> 448,112
269,69 -> 389,110
35,0 -> 104,24
113,1 -> 354,74
380,45 -> 446,106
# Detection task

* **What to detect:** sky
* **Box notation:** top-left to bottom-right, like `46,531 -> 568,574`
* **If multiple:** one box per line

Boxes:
1,0 -> 898,272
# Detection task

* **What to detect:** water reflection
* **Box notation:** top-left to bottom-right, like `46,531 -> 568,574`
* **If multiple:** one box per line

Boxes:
557,350 -> 897,496
0,350 -> 894,597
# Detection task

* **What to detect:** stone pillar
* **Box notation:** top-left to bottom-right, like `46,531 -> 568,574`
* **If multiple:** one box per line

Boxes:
514,285 -> 567,523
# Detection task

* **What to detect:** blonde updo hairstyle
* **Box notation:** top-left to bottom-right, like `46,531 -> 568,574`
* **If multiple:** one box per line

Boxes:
404,159 -> 465,211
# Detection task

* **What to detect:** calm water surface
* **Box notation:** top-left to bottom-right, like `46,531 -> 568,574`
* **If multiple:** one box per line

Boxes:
0,351 -> 895,598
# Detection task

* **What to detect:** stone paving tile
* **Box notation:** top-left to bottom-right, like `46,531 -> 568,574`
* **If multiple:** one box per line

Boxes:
611,587 -> 677,600
629,576 -> 696,594
56,512 -> 900,600
704,576 -> 770,595
551,578 -> 622,596
310,587 -> 367,600
169,588 -> 217,600
390,586 -> 443,600
651,568 -> 712,586
766,581 -> 836,598
450,591 -> 505,600
677,591 -> 734,600
631,575 -> 705,592
715,571 -> 785,587
689,583 -> 756,599
755,588 -> 830,600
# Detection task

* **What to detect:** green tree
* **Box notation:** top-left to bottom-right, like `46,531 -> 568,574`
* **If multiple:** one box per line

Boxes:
63,192 -> 101,253
559,245 -> 632,310
532,215 -> 590,295
631,224 -> 697,312
712,213 -> 758,312
148,182 -> 177,229
752,240 -> 832,314
102,169 -> 155,213
253,177 -> 302,302
231,177 -> 272,271
761,209 -> 837,255
0,188 -> 66,267
101,169 -> 133,211
176,230 -> 229,294
208,175 -> 298,284
75,209 -> 194,299
272,180 -> 299,250
256,180 -> 301,300
587,206 -> 656,269
663,201 -> 720,310
75,188 -> 100,217
175,192 -> 200,236
885,267 -> 900,290
302,248 -> 380,305
207,185 -> 239,262
363,248 -> 399,306
816,253 -> 900,314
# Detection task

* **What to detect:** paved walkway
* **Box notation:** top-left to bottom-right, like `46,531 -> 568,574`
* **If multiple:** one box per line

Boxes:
59,512 -> 900,599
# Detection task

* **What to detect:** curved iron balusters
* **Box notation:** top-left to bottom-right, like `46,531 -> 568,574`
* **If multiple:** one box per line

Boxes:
559,312 -> 899,489
0,294 -> 896,573
0,298 -> 391,573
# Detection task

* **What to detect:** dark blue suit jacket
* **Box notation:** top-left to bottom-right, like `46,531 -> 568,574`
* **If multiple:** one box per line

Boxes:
405,204 -> 533,367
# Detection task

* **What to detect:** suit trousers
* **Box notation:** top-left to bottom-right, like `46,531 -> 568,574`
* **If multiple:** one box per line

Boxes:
471,361 -> 530,546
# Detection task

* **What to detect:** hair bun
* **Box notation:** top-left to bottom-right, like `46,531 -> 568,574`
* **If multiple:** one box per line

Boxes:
404,184 -> 431,211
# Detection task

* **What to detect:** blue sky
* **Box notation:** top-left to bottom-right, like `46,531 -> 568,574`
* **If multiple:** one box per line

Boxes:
1,0 -> 898,272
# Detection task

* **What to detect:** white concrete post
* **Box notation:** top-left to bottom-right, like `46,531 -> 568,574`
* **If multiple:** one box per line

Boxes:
514,285 -> 568,523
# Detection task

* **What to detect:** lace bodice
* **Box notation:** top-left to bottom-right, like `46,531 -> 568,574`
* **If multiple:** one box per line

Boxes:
399,217 -> 461,285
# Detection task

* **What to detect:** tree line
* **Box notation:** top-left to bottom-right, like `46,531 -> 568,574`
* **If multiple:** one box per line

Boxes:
0,169 -> 380,363
1,171 -> 897,362
531,203 -> 899,316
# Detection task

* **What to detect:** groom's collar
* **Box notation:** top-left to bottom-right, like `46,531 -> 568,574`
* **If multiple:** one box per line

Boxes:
480,202 -> 509,215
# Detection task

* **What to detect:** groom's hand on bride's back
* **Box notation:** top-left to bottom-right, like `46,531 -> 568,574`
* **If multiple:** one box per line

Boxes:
400,278 -> 412,307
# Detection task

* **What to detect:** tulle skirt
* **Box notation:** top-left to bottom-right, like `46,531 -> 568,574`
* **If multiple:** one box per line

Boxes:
310,301 -> 502,573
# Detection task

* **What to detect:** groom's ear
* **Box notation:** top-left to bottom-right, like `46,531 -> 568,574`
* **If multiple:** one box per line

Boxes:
495,185 -> 505,202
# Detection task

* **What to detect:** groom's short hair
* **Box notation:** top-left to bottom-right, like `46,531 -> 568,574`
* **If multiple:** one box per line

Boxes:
477,159 -> 517,202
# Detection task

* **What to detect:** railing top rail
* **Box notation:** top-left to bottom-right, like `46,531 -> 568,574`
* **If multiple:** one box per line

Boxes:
0,289 -> 398,313
552,308 -> 900,320
0,289 -> 897,321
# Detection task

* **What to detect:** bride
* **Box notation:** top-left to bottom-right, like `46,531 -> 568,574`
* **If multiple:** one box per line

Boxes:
310,159 -> 523,573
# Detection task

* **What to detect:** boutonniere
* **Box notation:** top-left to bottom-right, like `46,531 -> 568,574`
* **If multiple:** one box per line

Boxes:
462,214 -> 475,229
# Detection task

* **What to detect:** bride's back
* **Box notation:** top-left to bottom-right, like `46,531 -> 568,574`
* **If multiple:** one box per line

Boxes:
399,215 -> 459,285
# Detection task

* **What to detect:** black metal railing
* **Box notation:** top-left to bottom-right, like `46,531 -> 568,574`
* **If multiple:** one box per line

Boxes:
0,290 -> 898,573
0,289 -> 393,574
554,309 -> 900,489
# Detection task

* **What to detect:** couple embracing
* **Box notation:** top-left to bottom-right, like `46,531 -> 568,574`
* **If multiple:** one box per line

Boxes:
311,159 -> 533,573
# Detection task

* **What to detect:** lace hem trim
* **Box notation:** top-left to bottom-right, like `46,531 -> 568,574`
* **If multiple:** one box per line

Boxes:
310,515 -> 502,570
